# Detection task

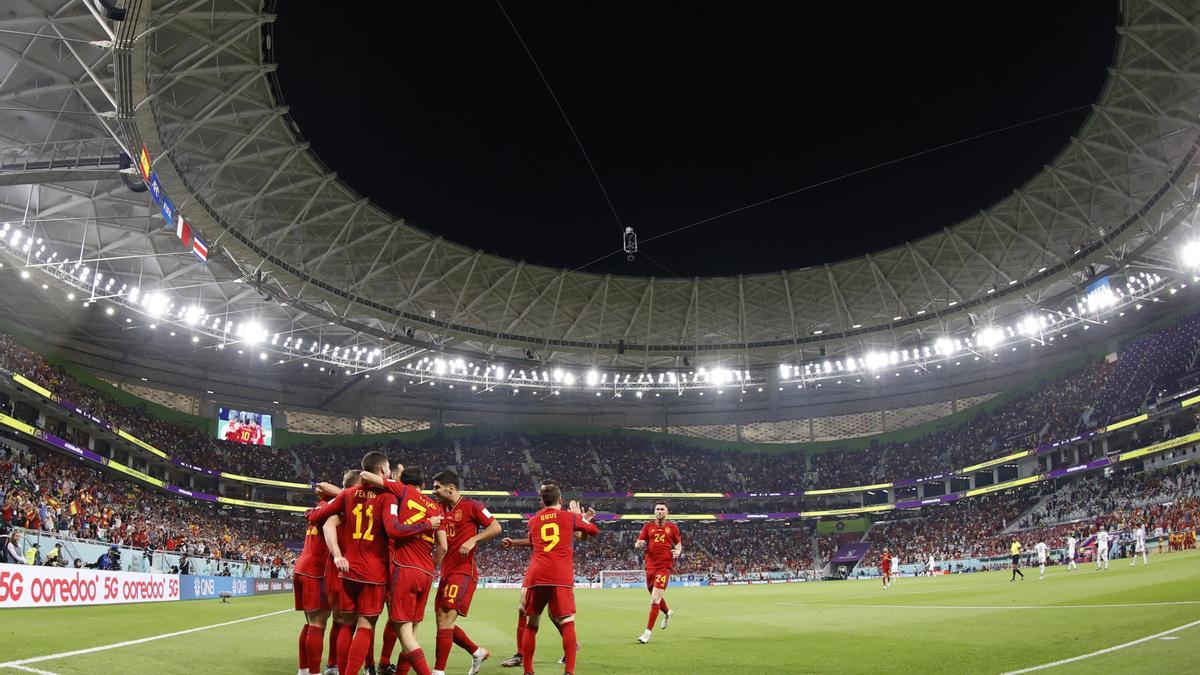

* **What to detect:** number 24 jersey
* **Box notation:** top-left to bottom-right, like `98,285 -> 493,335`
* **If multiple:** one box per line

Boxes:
523,507 -> 599,588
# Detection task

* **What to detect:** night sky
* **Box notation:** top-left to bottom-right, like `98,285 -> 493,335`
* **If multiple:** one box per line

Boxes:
274,2 -> 1117,278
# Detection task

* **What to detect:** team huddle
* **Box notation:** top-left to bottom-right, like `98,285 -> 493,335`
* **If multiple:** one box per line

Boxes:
292,451 -> 684,675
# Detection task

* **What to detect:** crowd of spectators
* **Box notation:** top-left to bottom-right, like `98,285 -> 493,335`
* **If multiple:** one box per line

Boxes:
2,309 -> 1200,497
0,444 -> 294,571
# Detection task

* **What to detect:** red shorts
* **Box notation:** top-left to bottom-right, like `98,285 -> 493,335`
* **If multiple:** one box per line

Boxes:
293,573 -> 328,612
522,585 -> 575,619
436,574 -> 478,617
325,567 -> 344,611
646,568 -> 672,591
388,568 -> 434,623
340,578 -> 386,617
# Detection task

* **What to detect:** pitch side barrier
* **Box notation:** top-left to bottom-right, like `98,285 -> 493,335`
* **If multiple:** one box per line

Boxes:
0,563 -> 293,608
3,407 -> 1198,521
4,366 -> 1199,514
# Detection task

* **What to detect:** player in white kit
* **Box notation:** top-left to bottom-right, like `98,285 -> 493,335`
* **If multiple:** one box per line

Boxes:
1131,523 -> 1148,566
1065,534 -> 1078,570
889,554 -> 899,584
1035,541 -> 1048,578
1095,529 -> 1110,570
927,553 -> 936,577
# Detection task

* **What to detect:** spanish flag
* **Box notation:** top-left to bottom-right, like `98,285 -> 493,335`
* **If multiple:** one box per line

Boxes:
138,144 -> 152,181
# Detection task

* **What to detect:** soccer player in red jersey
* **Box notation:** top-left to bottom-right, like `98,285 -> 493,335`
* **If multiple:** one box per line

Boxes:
316,470 -> 362,675
375,467 -> 445,675
509,483 -> 598,675
428,469 -> 502,675
309,452 -> 393,675
635,501 -> 682,643
295,490 -> 334,675
880,547 -> 893,590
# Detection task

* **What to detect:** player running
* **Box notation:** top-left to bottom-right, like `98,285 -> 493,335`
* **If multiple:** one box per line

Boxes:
508,483 -> 598,675
1065,533 -> 1078,571
1096,528 -> 1110,570
879,547 -> 892,590
635,501 -> 682,643
889,552 -> 899,585
428,469 -> 502,675
1131,522 -> 1148,566
1009,539 -> 1024,581
309,452 -> 393,675
1034,540 -> 1048,579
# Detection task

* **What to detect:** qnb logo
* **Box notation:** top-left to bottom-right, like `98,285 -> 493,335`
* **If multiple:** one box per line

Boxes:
195,577 -> 216,597
232,579 -> 248,595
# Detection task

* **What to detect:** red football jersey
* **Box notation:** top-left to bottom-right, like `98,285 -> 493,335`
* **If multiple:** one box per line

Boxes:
382,489 -> 444,576
522,507 -> 599,588
307,487 -> 389,585
441,497 -> 495,580
294,501 -> 331,578
881,553 -> 892,569
637,520 -> 682,569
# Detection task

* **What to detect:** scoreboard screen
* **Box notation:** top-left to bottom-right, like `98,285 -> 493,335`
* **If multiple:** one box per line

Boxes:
217,407 -> 273,446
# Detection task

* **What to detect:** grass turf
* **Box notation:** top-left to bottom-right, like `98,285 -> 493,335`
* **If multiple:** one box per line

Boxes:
1,549 -> 1198,674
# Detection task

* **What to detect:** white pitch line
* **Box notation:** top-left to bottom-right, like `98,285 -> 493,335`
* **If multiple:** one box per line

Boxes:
0,608 -> 291,668
1,666 -> 60,675
1000,617 -> 1200,674
776,600 -> 1200,610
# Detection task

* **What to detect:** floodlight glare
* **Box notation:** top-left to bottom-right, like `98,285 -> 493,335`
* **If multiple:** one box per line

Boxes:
1181,241 -> 1200,268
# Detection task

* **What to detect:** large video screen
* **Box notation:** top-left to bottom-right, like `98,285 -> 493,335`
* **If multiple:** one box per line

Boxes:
217,408 -> 273,446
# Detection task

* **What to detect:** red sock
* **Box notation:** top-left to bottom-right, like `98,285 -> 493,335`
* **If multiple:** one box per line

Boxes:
336,623 -> 353,675
435,628 -> 454,670
647,602 -> 661,631
327,622 -> 341,669
380,622 -> 398,665
658,597 -> 670,613
560,622 -> 578,674
299,624 -> 310,670
516,613 -> 527,654
365,633 -> 375,668
404,648 -> 432,675
453,626 -> 479,655
305,625 -> 325,675
521,623 -> 538,674
345,627 -> 375,675
397,650 -> 412,675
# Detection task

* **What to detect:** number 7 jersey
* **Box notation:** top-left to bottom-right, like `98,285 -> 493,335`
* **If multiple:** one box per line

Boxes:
523,506 -> 599,588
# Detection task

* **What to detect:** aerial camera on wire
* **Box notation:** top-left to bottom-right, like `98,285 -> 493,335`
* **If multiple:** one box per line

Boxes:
623,226 -> 638,262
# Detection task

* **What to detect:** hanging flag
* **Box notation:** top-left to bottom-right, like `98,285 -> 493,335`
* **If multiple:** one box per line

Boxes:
176,214 -> 192,247
191,234 -> 209,263
158,193 -> 176,229
138,144 -> 152,182
147,172 -> 163,205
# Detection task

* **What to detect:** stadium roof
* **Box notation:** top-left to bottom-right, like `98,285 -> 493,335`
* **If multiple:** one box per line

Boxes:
1,0 -> 1199,387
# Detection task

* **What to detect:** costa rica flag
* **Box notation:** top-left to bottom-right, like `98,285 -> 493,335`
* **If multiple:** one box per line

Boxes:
191,234 -> 209,262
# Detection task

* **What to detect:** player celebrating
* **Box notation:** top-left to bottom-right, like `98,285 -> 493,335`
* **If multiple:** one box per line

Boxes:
1065,532 -> 1078,571
879,547 -> 892,590
1034,540 -> 1048,579
429,470 -> 502,675
1096,527 -> 1110,570
1009,539 -> 1024,581
634,501 -> 682,643
378,467 -> 446,675
309,451 -> 392,675
295,489 -> 334,675
1131,522 -> 1148,566
510,483 -> 598,675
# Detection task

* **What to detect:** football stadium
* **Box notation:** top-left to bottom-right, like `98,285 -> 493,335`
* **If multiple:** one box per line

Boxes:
2,1 -> 1200,673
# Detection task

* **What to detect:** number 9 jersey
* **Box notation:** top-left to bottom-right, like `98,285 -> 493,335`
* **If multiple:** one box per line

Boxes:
522,507 -> 599,588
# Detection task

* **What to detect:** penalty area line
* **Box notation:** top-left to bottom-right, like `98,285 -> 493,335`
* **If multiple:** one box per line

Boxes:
1,666 -> 61,675
1000,617 -> 1200,674
0,608 -> 291,667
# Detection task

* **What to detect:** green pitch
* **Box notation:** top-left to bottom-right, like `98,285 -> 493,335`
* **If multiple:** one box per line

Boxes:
2,550 -> 1199,674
